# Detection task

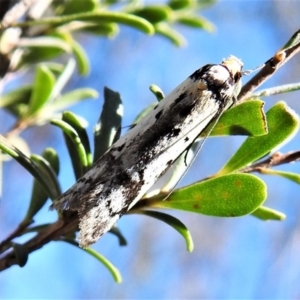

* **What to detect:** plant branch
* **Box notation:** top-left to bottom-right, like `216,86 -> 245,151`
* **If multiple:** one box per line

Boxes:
241,150 -> 300,173
238,29 -> 300,103
0,214 -> 78,271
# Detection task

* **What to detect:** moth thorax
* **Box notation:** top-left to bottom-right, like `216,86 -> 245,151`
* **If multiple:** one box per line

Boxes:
221,55 -> 243,82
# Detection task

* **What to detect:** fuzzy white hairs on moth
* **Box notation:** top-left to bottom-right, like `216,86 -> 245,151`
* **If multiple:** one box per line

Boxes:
51,56 -> 246,248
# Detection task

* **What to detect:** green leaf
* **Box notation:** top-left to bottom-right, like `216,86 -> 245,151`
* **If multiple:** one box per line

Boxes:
176,14 -> 214,32
30,154 -> 61,199
44,62 -> 65,74
108,227 -> 127,246
133,102 -> 157,125
84,248 -> 122,283
154,22 -> 186,46
62,111 -> 92,167
63,239 -> 122,283
259,168 -> 300,184
133,210 -> 194,252
51,119 -> 88,179
250,82 -> 300,99
168,0 -> 192,10
30,152 -> 61,198
22,149 -> 60,225
26,65 -> 55,117
130,5 -> 172,23
146,174 -> 267,217
47,88 -> 98,112
17,37 -> 71,67
93,87 -> 123,162
19,47 -> 64,67
62,0 -> 98,14
0,86 -> 31,108
217,102 -> 300,175
81,23 -> 119,37
202,100 -> 267,137
11,243 -> 28,267
15,11 -> 155,35
149,84 -> 165,101
48,58 -> 76,101
70,39 -> 90,75
281,28 -> 300,51
251,206 -> 286,221
0,135 -> 56,200
18,36 -> 71,52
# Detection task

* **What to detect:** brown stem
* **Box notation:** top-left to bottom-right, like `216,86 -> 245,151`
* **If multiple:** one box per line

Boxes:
241,150 -> 300,173
0,214 -> 78,271
0,221 -> 33,254
238,29 -> 300,103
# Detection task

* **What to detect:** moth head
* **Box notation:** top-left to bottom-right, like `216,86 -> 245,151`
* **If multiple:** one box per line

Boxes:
221,55 -> 244,83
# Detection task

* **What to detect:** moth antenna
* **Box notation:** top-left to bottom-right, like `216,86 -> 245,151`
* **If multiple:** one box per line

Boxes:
242,63 -> 265,75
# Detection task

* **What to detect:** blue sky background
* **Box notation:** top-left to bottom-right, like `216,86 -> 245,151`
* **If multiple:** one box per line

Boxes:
1,1 -> 300,299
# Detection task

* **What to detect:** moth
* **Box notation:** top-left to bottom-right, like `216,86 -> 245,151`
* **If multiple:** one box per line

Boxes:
52,55 -> 245,248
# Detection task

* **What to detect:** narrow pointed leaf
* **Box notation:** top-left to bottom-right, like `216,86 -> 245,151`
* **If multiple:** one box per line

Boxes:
133,102 -> 157,125
81,23 -> 119,37
44,62 -> 65,74
0,86 -> 31,108
18,37 -> 71,52
30,154 -> 61,198
94,87 -> 123,161
176,15 -> 214,32
62,111 -> 92,167
71,39 -> 90,75
108,227 -> 127,246
130,5 -> 172,23
0,135 -> 56,200
15,12 -> 155,35
22,149 -> 60,225
146,174 -> 267,217
149,84 -> 164,101
154,23 -> 186,46
259,168 -> 300,184
251,206 -> 286,221
51,119 -> 88,179
19,49 -> 64,68
218,102 -> 300,175
47,88 -> 98,112
168,0 -> 192,10
251,82 -> 300,98
202,100 -> 267,137
134,210 -> 194,252
84,248 -> 122,283
62,0 -> 97,14
47,58 -> 76,101
63,239 -> 122,283
281,28 -> 300,51
26,65 -> 55,116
